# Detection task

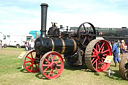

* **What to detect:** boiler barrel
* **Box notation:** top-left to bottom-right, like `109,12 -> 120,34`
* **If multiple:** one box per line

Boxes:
35,37 -> 77,55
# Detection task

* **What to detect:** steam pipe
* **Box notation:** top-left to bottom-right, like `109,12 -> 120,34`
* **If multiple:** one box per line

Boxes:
40,3 -> 48,38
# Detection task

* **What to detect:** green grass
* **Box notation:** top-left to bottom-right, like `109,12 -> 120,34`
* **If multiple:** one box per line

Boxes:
0,47 -> 128,85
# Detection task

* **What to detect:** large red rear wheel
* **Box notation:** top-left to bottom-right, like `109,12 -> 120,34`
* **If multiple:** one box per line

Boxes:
85,39 -> 112,72
40,51 -> 64,79
23,50 -> 39,73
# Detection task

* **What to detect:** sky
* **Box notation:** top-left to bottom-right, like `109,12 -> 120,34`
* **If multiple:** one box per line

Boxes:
0,0 -> 128,34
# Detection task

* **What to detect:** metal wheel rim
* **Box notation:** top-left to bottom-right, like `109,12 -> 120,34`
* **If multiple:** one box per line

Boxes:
77,22 -> 96,47
85,39 -> 112,72
119,54 -> 128,80
40,51 -> 64,79
23,50 -> 39,73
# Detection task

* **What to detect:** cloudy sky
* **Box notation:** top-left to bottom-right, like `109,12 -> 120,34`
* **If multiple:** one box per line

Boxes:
0,0 -> 128,34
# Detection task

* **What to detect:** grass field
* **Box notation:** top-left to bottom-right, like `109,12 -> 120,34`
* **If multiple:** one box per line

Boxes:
0,47 -> 127,85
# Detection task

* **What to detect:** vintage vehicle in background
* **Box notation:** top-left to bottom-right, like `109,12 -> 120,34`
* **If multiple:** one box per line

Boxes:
29,30 -> 41,39
5,34 -> 33,48
0,32 -> 7,48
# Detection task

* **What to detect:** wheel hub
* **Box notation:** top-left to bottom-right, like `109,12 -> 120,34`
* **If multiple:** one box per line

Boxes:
52,63 -> 57,69
98,53 -> 103,58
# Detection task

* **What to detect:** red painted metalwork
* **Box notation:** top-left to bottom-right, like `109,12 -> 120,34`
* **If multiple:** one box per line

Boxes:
40,51 -> 64,79
91,40 -> 112,72
23,50 -> 39,73
85,39 -> 112,72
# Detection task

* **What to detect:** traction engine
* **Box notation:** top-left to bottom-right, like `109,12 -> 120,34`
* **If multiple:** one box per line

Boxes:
23,3 -> 112,79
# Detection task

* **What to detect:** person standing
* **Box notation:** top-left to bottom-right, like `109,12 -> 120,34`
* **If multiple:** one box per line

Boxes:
30,39 -> 35,50
24,42 -> 28,51
111,41 -> 120,67
120,40 -> 127,55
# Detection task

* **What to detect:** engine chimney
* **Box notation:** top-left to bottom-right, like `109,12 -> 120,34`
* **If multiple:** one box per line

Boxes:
40,3 -> 48,38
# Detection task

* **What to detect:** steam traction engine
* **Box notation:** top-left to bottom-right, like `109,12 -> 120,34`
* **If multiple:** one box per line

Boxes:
23,3 -> 112,79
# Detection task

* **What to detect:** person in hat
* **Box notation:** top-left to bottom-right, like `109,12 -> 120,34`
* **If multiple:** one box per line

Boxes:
111,41 -> 120,67
120,40 -> 127,55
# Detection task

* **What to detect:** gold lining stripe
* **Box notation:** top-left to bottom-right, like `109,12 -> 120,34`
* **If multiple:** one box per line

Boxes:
72,39 -> 77,53
50,38 -> 54,51
60,38 -> 65,54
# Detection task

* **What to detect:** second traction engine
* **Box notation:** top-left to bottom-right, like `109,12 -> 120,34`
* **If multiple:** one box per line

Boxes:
23,3 -> 112,79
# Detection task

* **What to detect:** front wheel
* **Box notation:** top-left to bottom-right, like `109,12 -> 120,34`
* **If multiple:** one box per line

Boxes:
39,51 -> 64,79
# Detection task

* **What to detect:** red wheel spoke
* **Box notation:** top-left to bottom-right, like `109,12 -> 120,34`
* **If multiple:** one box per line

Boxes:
52,70 -> 54,76
93,48 -> 98,53
101,59 -> 104,63
56,64 -> 61,67
43,64 -> 50,66
91,55 -> 96,57
96,60 -> 98,69
48,69 -> 53,76
97,60 -> 99,69
91,58 -> 95,62
96,43 -> 100,52
31,65 -> 33,71
102,57 -> 106,60
50,54 -> 53,61
55,68 -> 59,72
25,61 -> 31,63
101,47 -> 104,52
102,49 -> 109,53
99,60 -> 103,66
45,58 -> 50,64
92,59 -> 98,65
56,59 -> 60,64
100,43 -> 105,51
31,53 -> 33,59
27,63 -> 33,68
103,54 -> 107,56
43,66 -> 49,72
53,55 -> 57,61
27,56 -> 32,60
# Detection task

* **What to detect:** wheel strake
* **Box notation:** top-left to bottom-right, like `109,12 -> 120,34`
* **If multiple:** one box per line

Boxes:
119,54 -> 128,80
85,39 -> 112,72
23,50 -> 39,73
40,51 -> 64,79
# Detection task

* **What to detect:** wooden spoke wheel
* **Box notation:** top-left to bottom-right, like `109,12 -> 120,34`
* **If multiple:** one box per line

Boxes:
77,22 -> 96,48
85,39 -> 112,72
23,50 -> 39,73
39,51 -> 64,79
119,54 -> 128,80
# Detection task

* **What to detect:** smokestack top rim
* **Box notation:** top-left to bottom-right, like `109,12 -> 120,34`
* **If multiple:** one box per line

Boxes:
40,3 -> 48,7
